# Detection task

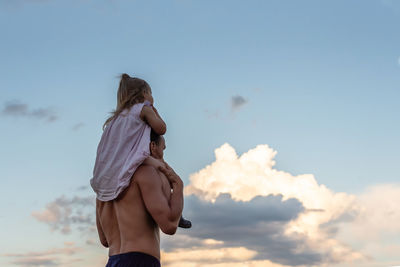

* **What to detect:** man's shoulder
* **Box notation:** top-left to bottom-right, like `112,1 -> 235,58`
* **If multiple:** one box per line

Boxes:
133,165 -> 161,186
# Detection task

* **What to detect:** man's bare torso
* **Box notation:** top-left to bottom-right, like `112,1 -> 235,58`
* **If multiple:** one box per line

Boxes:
96,167 -> 171,260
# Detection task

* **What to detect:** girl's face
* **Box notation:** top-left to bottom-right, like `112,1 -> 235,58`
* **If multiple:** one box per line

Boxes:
143,88 -> 154,105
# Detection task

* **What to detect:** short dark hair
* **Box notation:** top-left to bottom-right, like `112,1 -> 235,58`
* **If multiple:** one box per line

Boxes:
150,129 -> 161,145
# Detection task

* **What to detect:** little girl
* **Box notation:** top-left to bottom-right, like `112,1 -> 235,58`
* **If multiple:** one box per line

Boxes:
90,73 -> 191,228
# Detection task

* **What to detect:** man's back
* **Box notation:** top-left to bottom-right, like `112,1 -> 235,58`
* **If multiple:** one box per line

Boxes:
96,176 -> 161,259
96,164 -> 182,263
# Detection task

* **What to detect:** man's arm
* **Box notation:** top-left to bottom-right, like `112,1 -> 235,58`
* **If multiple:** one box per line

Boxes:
95,200 -> 109,247
136,165 -> 183,235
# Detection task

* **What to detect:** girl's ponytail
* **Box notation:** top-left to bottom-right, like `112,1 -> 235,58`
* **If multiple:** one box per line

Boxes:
121,73 -> 130,80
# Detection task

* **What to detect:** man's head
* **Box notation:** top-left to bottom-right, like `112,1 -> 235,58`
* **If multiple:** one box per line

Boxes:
150,130 -> 166,160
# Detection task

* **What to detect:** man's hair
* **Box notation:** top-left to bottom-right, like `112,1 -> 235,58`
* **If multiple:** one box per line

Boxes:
150,129 -> 161,145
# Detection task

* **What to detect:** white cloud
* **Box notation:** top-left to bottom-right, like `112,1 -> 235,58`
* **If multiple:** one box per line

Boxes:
352,184 -> 400,238
185,143 -> 365,264
335,184 -> 400,265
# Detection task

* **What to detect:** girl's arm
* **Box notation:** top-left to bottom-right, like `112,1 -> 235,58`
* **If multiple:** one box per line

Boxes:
152,106 -> 163,120
140,105 -> 166,135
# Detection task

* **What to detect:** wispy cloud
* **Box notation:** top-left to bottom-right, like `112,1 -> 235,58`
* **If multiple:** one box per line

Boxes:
161,248 -> 293,267
75,185 -> 89,191
11,257 -> 57,267
231,95 -> 248,111
205,95 -> 248,120
3,243 -> 82,267
204,109 -> 221,119
2,101 -> 58,122
2,102 -> 28,116
85,239 -> 97,246
162,247 -> 257,266
32,195 -> 95,234
72,122 -> 85,131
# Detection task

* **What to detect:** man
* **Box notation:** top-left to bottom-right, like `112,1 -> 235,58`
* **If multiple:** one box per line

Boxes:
149,131 -> 192,229
96,133 -> 183,267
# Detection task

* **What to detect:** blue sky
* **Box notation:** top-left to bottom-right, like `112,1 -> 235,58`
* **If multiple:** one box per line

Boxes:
1,0 -> 400,266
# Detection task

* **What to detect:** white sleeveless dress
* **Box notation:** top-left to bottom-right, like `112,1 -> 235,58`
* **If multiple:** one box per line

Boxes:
90,101 -> 151,201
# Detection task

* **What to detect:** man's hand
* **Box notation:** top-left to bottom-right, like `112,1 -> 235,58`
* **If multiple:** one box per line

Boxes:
158,164 -> 183,188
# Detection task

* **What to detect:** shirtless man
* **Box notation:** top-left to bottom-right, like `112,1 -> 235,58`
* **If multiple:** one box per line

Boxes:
96,133 -> 183,267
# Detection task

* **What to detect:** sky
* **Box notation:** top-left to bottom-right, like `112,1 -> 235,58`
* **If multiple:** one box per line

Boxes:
1,0 -> 400,266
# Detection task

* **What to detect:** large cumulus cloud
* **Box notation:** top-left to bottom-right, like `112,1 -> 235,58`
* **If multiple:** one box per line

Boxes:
164,143 -> 365,266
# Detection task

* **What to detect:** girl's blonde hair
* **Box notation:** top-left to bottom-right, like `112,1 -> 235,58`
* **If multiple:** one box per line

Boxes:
103,73 -> 151,130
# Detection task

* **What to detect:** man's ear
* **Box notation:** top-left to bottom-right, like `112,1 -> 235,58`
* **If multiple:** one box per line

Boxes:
150,141 -> 155,154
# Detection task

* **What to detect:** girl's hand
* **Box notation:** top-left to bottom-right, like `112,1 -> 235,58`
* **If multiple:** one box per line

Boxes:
140,105 -> 166,135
